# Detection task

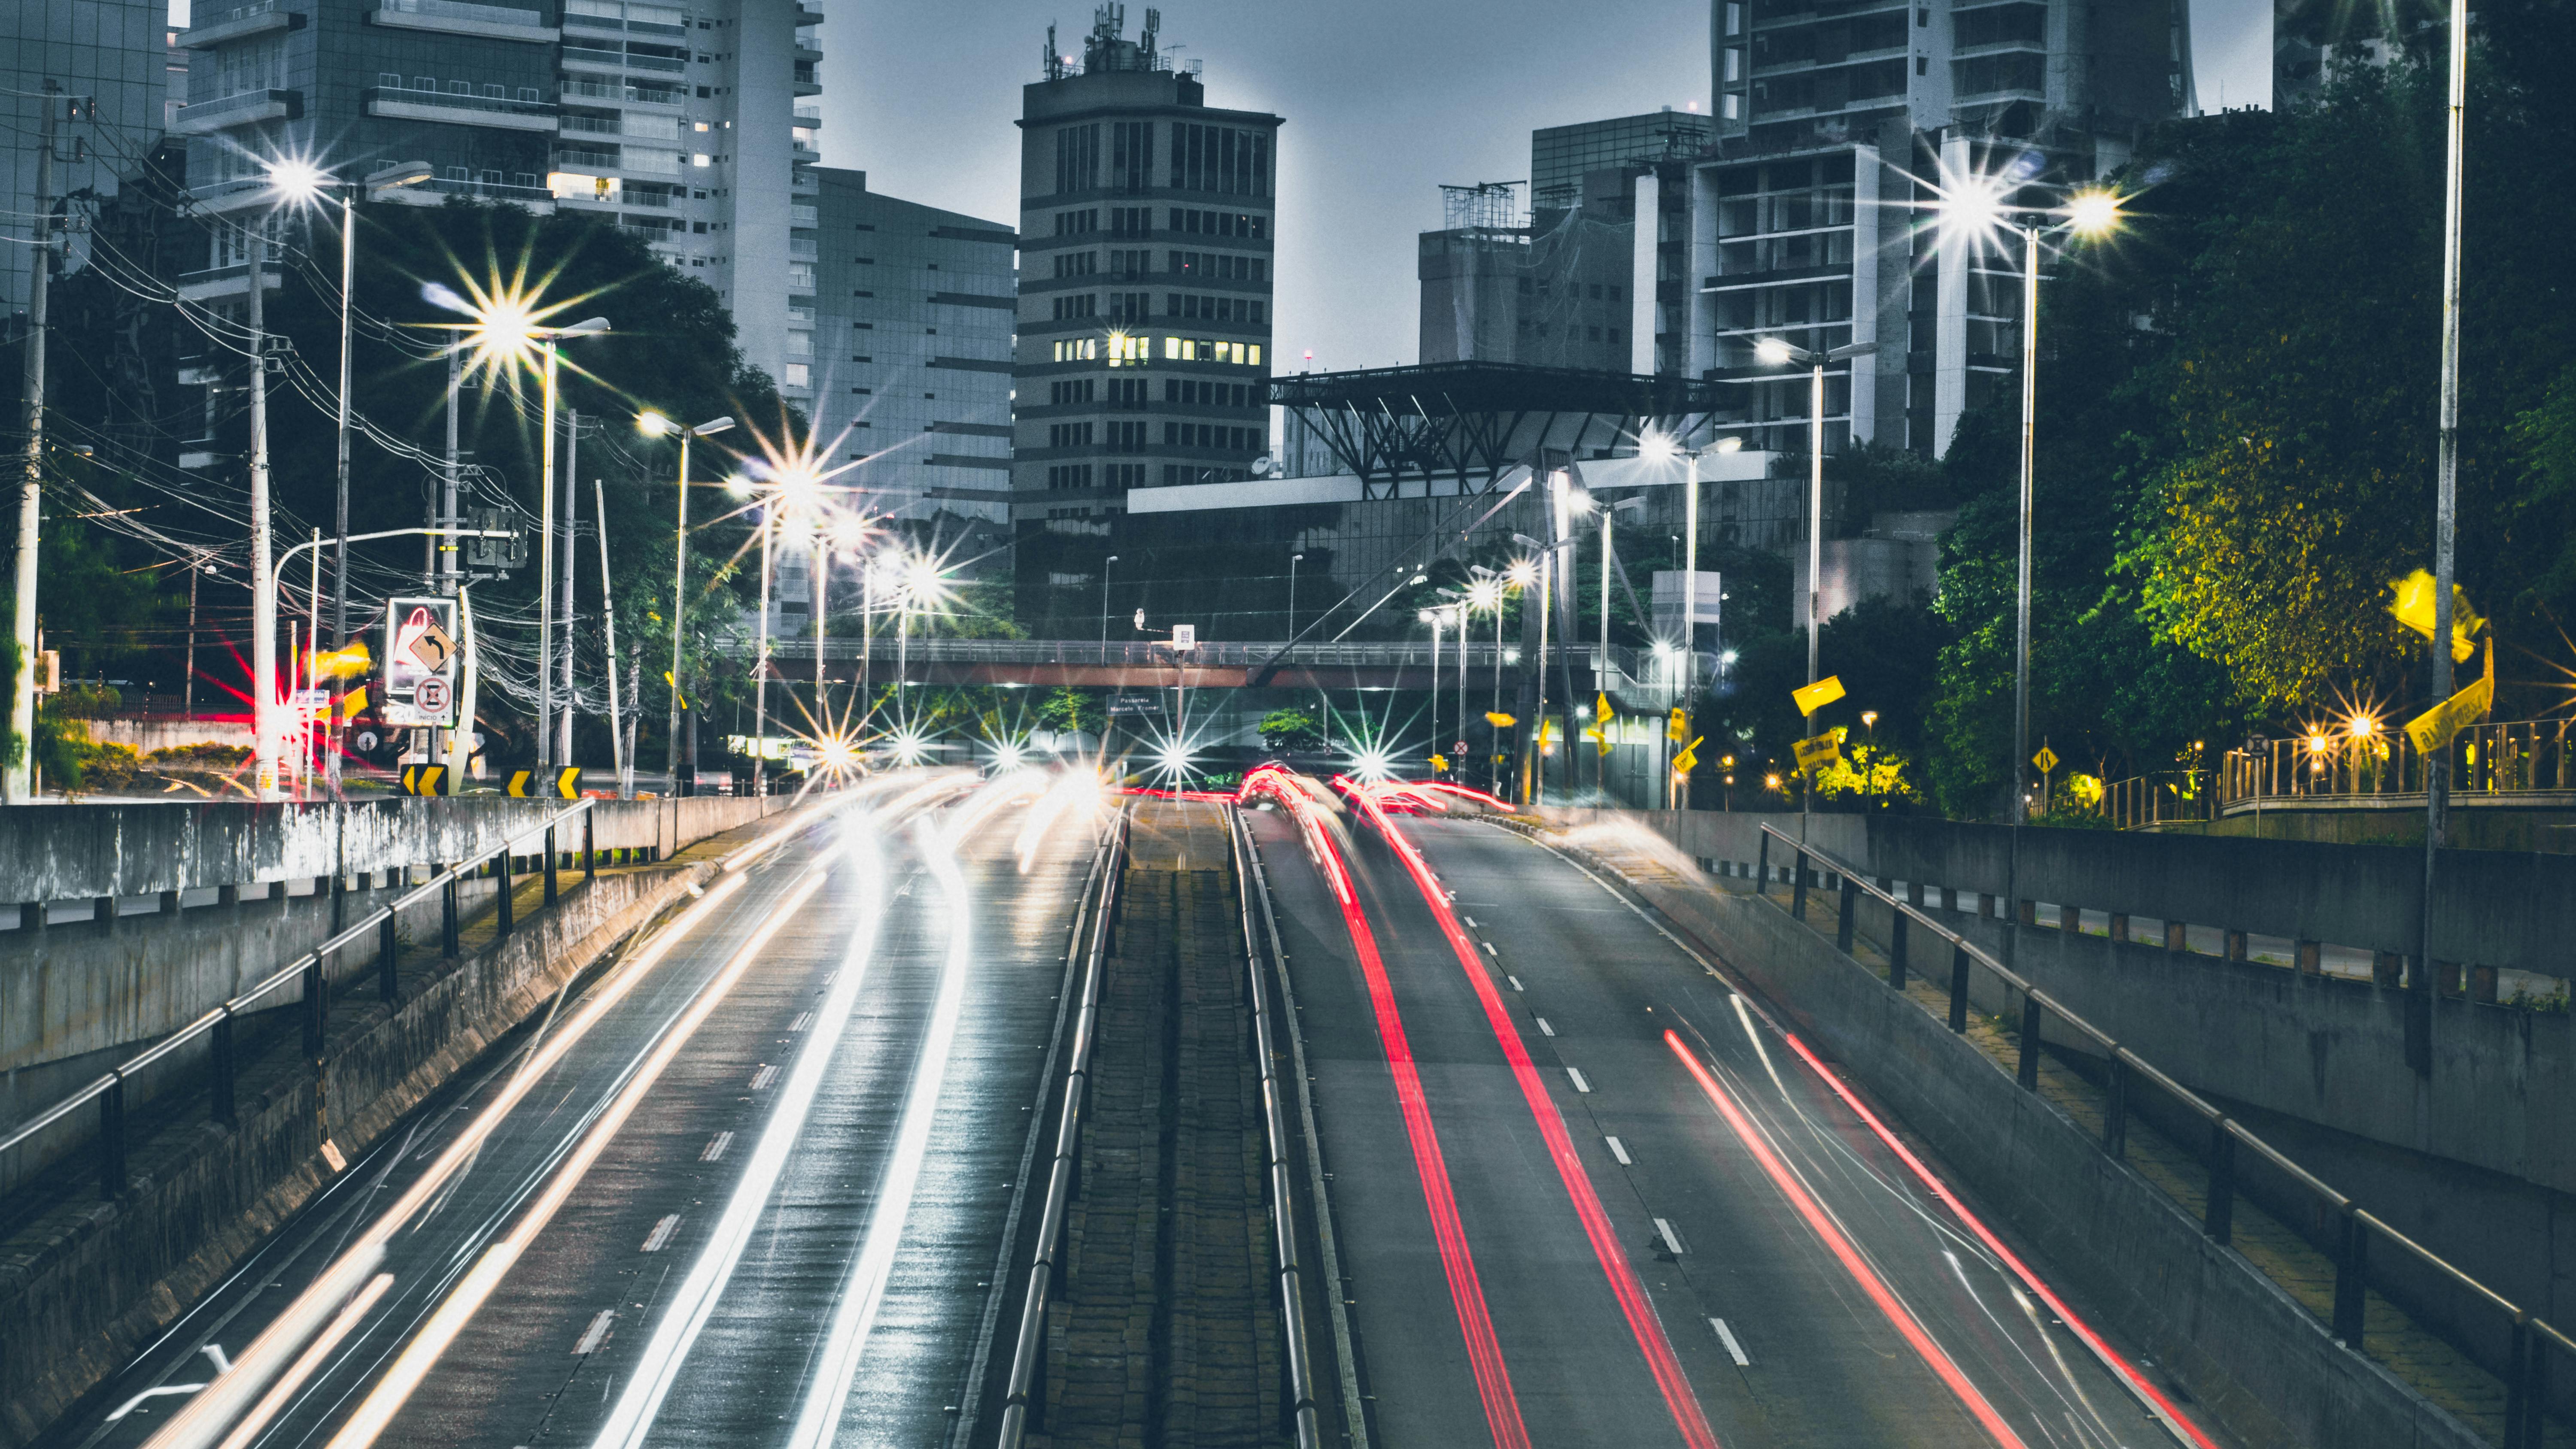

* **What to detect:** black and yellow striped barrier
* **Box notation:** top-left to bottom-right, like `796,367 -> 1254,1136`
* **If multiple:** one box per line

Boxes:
507,767 -> 584,799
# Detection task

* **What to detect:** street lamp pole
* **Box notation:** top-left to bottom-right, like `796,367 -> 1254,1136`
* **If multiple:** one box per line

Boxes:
644,412 -> 731,794
526,317 -> 609,770
1101,554 -> 1118,661
1754,337 -> 1876,834
2012,222 -> 2038,829
2417,0 -> 2471,1073
752,500 -> 772,794
247,221 -> 279,797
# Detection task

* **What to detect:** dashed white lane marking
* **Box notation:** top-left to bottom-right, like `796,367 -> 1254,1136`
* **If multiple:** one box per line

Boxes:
1653,1218 -> 1687,1255
1463,915 -> 1478,928
641,1215 -> 681,1252
788,1012 -> 813,1034
699,1132 -> 734,1162
1480,940 -> 1498,955
1567,1067 -> 1592,1093
1710,1318 -> 1750,1366
1605,1136 -> 1631,1165
750,1064 -> 780,1090
1507,976 -> 1524,991
1535,1017 -> 1555,1037
573,1310 -> 616,1356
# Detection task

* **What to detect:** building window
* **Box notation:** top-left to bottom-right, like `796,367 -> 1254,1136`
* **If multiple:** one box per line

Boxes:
1055,122 -> 1100,194
782,363 -> 810,388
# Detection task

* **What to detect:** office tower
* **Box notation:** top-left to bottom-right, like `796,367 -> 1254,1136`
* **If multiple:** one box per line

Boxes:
3,0 -> 179,318
1530,107 -> 1713,209
1415,180 -> 1638,374
547,0 -> 822,404
783,161 -> 1015,615
170,0 -> 819,431
1013,5 -> 1282,524
1695,0 -> 2193,454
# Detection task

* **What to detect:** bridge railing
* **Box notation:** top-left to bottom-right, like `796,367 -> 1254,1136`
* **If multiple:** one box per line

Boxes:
2215,718 -> 2576,812
0,800 -> 599,1204
758,635 -> 1677,679
1760,820 -> 2564,1445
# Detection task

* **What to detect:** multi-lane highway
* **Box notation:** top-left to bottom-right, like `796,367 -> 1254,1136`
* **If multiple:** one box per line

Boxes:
1241,774 -> 2226,1449
48,772 -> 1106,1449
29,764 -> 2239,1449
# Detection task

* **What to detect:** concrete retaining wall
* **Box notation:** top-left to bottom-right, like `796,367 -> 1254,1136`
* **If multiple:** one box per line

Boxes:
0,857 -> 716,1449
1605,853 -> 2483,1449
1556,807 -> 2576,983
0,795 -> 778,909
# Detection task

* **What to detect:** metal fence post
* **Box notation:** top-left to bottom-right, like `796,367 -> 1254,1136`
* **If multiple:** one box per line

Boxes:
100,1073 -> 126,1200
1835,877 -> 1857,953
1889,910 -> 1908,991
544,826 -> 559,906
1948,945 -> 1970,1033
2504,1316 -> 2531,1447
2017,994 -> 2044,1089
442,867 -> 460,958
302,956 -> 326,1058
1792,849 -> 1809,919
379,909 -> 400,1003
2332,1208 -> 2366,1346
496,848 -> 514,937
2103,1056 -> 2128,1158
584,807 -> 596,881
2519,1324 -> 2548,1449
212,1008 -> 237,1125
1756,834 -> 1769,898
2205,1123 -> 2236,1245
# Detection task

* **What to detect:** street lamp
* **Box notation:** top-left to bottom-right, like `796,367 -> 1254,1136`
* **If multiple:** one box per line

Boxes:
1640,430 -> 1743,720
1927,178 -> 2121,825
1101,554 -> 1119,660
638,410 -> 734,794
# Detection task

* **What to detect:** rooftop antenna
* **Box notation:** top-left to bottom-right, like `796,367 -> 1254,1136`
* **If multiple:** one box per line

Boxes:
1142,6 -> 1160,61
1043,22 -> 1062,80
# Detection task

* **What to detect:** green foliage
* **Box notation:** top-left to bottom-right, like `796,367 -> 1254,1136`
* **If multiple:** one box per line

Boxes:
1258,707 -> 1326,752
1037,685 -> 1102,735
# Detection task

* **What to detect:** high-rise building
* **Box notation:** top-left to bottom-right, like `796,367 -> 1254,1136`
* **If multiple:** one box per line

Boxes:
805,166 -> 1017,524
3,0 -> 187,318
1693,0 -> 2193,455
1012,5 -> 1282,525
1529,108 -> 1713,209
1415,179 -> 1642,374
170,0 -> 820,430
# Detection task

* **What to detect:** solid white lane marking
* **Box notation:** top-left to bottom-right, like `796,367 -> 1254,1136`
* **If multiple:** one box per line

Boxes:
1710,1318 -> 1750,1366
1507,976 -> 1524,991
1535,1017 -> 1555,1037
1605,1136 -> 1631,1165
699,1132 -> 733,1162
1654,1218 -> 1687,1255
106,1384 -> 207,1422
641,1215 -> 681,1252
1567,1067 -> 1592,1093
749,1064 -> 780,1091
573,1311 -> 615,1356
788,1012 -> 813,1034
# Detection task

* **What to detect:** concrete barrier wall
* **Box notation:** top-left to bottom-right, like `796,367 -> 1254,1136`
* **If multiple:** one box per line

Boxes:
0,795 -> 781,909
1604,853 -> 2483,1449
0,857 -> 716,1448
1557,808 -> 2576,984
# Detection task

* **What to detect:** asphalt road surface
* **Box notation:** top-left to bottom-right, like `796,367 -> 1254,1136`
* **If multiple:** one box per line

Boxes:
1245,796 -> 2224,1449
48,774 -> 1103,1449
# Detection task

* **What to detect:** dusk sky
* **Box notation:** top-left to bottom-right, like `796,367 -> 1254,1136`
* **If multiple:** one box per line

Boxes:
820,0 -> 2274,381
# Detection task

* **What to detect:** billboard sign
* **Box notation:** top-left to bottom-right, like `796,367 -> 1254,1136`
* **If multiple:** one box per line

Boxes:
381,597 -> 460,725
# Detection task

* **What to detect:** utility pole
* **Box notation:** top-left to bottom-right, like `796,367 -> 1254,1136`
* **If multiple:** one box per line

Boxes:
436,331 -> 459,791
557,409 -> 579,765
7,82 -> 56,802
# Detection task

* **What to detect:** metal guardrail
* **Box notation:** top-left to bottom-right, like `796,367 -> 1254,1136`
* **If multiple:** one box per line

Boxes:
1237,804 -> 1371,1449
760,635 -> 1674,679
1757,822 -> 2563,1446
1229,806 -> 1327,1449
2217,718 -> 2576,813
996,805 -> 1130,1448
0,799 -> 600,1201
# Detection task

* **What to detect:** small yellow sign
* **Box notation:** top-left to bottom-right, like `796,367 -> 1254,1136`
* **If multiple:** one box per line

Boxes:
1668,706 -> 1689,743
1485,710 -> 1516,728
1672,737 -> 1703,774
312,641 -> 372,680
1429,753 -> 1449,773
1792,731 -> 1842,776
1792,675 -> 1846,717
2032,745 -> 2060,775
2388,570 -> 2482,664
2404,674 -> 2494,755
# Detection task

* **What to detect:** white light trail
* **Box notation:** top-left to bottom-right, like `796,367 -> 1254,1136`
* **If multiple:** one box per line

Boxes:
589,820 -> 890,1449
784,812 -> 981,1449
